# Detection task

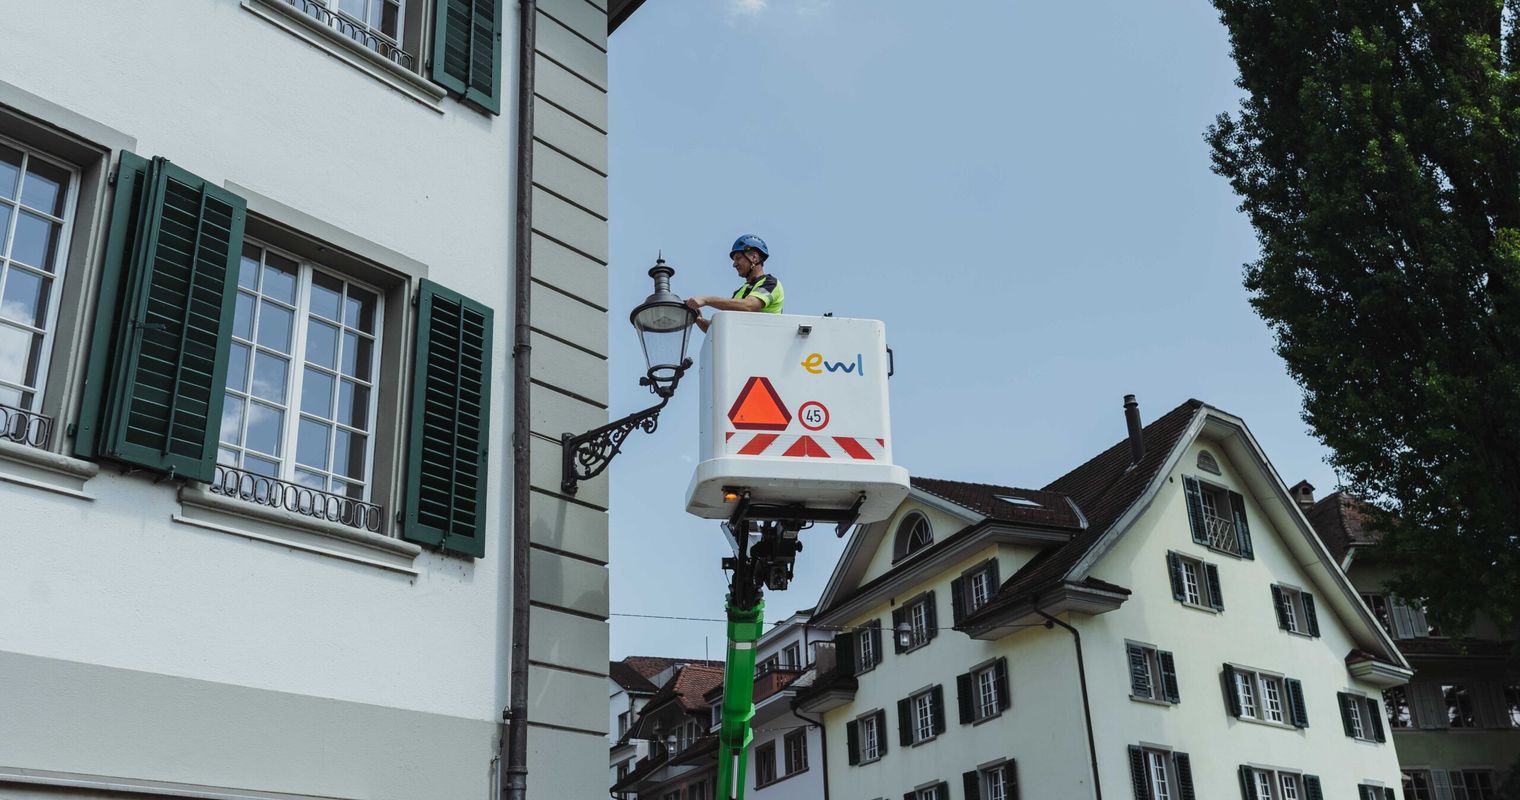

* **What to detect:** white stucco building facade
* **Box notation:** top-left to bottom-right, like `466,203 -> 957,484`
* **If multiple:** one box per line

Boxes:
798,398 -> 1412,800
0,1 -> 636,797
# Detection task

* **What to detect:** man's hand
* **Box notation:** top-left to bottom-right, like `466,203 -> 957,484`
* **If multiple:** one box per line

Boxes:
684,295 -> 708,311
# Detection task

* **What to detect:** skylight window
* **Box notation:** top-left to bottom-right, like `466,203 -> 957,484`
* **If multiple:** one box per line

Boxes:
996,495 -> 1042,508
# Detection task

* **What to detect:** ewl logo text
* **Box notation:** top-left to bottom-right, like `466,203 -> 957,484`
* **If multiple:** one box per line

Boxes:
801,352 -> 864,376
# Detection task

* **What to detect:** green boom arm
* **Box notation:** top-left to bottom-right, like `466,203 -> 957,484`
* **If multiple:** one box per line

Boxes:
715,597 -> 764,800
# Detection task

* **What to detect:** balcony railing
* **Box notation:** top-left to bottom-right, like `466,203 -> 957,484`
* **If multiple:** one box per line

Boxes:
0,401 -> 52,450
1205,514 -> 1240,553
280,0 -> 417,69
210,464 -> 386,534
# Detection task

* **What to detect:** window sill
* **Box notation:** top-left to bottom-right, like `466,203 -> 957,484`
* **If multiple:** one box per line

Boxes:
241,0 -> 446,112
176,483 -> 420,574
910,734 -> 939,748
0,439 -> 98,500
971,710 -> 1004,726
856,755 -> 883,766
1180,600 -> 1220,614
1234,715 -> 1298,732
1129,695 -> 1174,708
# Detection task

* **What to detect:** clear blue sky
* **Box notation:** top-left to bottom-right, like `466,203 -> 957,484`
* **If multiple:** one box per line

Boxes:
603,1 -> 1334,660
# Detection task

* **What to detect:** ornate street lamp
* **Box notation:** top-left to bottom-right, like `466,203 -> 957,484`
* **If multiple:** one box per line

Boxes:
561,257 -> 696,496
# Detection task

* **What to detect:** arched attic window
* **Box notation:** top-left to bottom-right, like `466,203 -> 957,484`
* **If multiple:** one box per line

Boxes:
893,512 -> 934,561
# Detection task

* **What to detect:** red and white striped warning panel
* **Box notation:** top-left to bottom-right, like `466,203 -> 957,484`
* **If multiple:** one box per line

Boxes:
724,432 -> 886,461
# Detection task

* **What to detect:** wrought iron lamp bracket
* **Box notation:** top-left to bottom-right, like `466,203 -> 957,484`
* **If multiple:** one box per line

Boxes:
561,395 -> 670,496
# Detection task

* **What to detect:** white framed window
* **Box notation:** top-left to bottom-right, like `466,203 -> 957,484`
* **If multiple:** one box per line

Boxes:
1255,769 -> 1276,799
894,511 -> 933,560
1272,585 -> 1320,636
0,138 -> 77,416
617,710 -> 630,737
860,713 -> 881,762
976,664 -> 1000,719
218,241 -> 382,502
970,567 -> 993,610
915,786 -> 942,800
1236,670 -> 1259,718
1131,747 -> 1194,800
1347,696 -> 1366,738
913,690 -> 935,742
909,598 -> 930,648
1280,772 -> 1301,800
1198,481 -> 1243,554
754,740 -> 776,786
1180,558 -> 1201,604
1261,675 -> 1285,724
858,625 -> 875,669
1167,551 -> 1222,611
981,763 -> 1014,800
1241,767 -> 1309,800
1127,643 -> 1177,704
1149,750 -> 1174,800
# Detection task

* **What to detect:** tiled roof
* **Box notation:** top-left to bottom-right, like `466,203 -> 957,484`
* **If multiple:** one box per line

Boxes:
1304,492 -> 1380,562
645,664 -> 727,714
910,477 -> 1083,530
963,399 -> 1204,623
610,656 -> 723,694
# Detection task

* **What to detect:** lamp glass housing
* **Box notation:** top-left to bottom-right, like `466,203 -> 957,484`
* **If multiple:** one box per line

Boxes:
630,261 -> 694,397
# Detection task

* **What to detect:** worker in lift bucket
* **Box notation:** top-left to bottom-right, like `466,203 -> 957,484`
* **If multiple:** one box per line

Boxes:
686,234 -> 784,332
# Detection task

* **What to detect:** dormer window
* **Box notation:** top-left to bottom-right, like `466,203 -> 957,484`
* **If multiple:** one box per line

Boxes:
893,512 -> 933,561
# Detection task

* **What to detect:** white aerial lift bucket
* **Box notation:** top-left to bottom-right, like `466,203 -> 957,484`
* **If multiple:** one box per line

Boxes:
685,311 -> 910,522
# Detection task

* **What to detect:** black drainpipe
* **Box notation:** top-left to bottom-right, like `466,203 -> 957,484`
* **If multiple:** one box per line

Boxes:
1033,597 -> 1101,800
790,703 -> 831,800
504,1 -> 536,799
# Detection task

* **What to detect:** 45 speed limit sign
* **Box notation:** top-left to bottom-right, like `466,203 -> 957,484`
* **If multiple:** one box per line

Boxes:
798,401 -> 830,431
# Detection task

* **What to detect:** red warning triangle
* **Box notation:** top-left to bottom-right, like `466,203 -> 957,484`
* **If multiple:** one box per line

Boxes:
728,376 -> 791,431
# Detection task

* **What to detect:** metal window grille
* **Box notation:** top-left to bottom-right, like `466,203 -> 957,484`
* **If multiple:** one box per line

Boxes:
0,400 -> 51,449
280,0 -> 416,69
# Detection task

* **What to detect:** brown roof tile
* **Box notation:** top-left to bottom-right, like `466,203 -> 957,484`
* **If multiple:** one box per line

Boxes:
645,664 -> 727,714
963,399 -> 1204,623
1304,492 -> 1380,562
610,656 -> 724,694
910,477 -> 1082,530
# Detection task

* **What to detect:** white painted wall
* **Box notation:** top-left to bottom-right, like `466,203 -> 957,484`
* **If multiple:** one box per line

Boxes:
1078,436 -> 1405,796
823,540 -> 1095,800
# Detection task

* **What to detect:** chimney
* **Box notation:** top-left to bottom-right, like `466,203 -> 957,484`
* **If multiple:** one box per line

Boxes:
1124,395 -> 1144,465
1290,480 -> 1316,512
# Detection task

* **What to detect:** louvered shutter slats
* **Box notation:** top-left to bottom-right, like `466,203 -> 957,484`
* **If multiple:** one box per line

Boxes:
431,0 -> 503,113
1159,651 -> 1180,703
1338,692 -> 1357,736
1174,753 -> 1195,800
1205,563 -> 1225,609
403,280 -> 494,556
963,771 -> 981,800
1223,664 -> 1242,716
1167,552 -> 1186,600
874,709 -> 888,754
1239,766 -> 1258,800
1303,775 -> 1324,800
994,658 -> 1010,711
1286,678 -> 1309,727
76,153 -> 244,482
836,631 -> 857,676
931,684 -> 946,734
925,591 -> 938,641
951,576 -> 967,625
1006,760 -> 1019,800
1184,475 -> 1208,544
1129,746 -> 1152,800
897,697 -> 912,745
1128,645 -> 1152,698
1303,593 -> 1321,636
869,619 -> 883,666
1271,585 -> 1290,630
845,719 -> 859,765
1228,490 -> 1254,558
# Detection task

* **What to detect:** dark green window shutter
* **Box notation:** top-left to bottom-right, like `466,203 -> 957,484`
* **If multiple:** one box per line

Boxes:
994,657 -> 1010,711
1303,775 -> 1324,800
868,619 -> 883,666
1271,585 -> 1290,630
1286,678 -> 1309,727
1366,697 -> 1386,741
1338,691 -> 1357,736
75,152 -> 245,483
962,771 -> 981,800
403,279 -> 494,557
1228,490 -> 1254,558
1167,552 -> 1186,600
1159,651 -> 1180,703
836,631 -> 857,676
1223,664 -> 1242,716
430,0 -> 503,113
956,671 -> 973,724
1303,592 -> 1321,636
1239,766 -> 1257,800
1005,760 -> 1019,800
924,591 -> 938,640
896,697 -> 912,746
930,684 -> 946,734
1128,644 -> 1152,698
874,709 -> 888,754
1183,475 -> 1208,544
951,576 -> 968,625
1173,753 -> 1194,800
1205,563 -> 1225,610
1128,746 -> 1152,800
845,719 -> 859,765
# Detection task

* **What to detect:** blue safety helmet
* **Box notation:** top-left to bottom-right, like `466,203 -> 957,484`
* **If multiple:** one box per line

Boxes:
729,234 -> 769,262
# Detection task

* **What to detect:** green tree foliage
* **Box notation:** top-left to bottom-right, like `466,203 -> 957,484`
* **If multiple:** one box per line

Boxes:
1208,1 -> 1520,633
